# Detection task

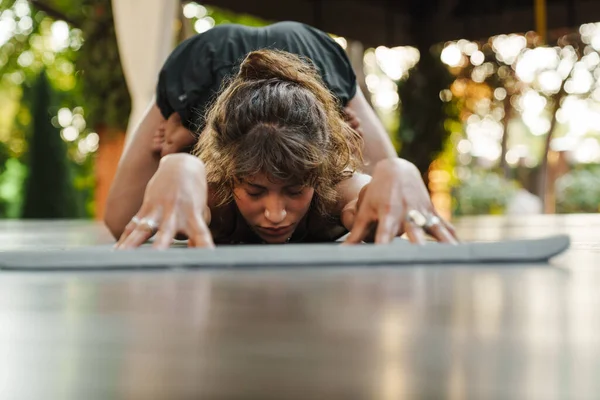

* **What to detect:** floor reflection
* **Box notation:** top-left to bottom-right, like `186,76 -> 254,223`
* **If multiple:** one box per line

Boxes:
1,214 -> 600,398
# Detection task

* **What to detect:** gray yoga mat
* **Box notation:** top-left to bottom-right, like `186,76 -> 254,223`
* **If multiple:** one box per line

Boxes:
0,235 -> 570,271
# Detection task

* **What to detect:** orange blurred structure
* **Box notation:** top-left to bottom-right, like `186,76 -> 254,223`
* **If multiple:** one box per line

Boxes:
94,132 -> 125,221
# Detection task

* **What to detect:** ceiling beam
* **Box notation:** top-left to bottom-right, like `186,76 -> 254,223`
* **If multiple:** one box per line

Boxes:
194,0 -> 600,47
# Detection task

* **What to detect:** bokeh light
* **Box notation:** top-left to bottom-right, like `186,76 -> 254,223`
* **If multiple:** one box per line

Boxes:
194,17 -> 215,33
441,43 -> 462,67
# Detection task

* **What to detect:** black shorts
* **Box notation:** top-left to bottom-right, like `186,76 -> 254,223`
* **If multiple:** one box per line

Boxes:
156,21 -> 357,131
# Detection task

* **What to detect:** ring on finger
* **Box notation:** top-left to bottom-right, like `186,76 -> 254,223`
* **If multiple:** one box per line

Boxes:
424,215 -> 441,230
131,216 -> 142,225
140,218 -> 159,234
406,209 -> 428,228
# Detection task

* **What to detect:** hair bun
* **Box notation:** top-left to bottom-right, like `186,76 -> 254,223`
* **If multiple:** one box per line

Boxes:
238,49 -> 316,85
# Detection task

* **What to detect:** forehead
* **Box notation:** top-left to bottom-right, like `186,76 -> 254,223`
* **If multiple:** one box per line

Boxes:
240,173 -> 301,188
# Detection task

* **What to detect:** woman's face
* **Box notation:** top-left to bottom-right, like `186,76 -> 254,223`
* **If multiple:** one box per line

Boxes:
233,174 -> 315,244
156,113 -> 196,156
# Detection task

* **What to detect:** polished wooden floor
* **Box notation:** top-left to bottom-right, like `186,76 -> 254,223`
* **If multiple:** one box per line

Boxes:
0,215 -> 599,400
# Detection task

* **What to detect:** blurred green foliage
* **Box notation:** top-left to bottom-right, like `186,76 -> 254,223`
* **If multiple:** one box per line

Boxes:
75,0 -> 130,132
21,69 -> 83,218
205,5 -> 270,26
453,170 -> 519,215
0,0 -> 130,218
555,166 -> 600,213
0,1 -> 273,219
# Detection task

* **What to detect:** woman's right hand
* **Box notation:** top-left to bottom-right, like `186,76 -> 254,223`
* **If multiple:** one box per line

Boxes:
344,158 -> 458,245
115,154 -> 215,250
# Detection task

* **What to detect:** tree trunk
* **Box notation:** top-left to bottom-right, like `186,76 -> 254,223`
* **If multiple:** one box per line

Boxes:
499,96 -> 513,178
537,92 -> 564,213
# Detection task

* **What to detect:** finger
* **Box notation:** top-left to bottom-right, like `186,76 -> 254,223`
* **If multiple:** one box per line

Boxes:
188,233 -> 215,248
187,215 -> 215,248
342,108 -> 360,128
152,217 -> 177,250
153,129 -> 164,141
442,218 -> 461,243
115,201 -> 156,247
173,130 -> 197,150
343,107 -> 355,120
117,224 -> 156,249
115,207 -> 152,247
193,226 -> 215,248
426,222 -> 458,245
115,217 -> 140,248
117,211 -> 161,249
374,214 -> 398,244
403,219 -> 426,245
151,134 -> 164,152
188,231 -> 215,248
343,211 -> 373,245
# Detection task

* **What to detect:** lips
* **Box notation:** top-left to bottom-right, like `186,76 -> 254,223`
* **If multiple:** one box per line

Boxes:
257,225 -> 293,237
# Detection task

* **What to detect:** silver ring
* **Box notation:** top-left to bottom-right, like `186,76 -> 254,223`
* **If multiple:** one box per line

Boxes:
406,209 -> 427,228
140,218 -> 159,233
424,215 -> 441,229
131,216 -> 142,225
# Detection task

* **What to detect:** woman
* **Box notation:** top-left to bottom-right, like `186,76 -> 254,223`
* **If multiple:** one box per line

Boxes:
105,21 -> 402,240
115,50 -> 458,249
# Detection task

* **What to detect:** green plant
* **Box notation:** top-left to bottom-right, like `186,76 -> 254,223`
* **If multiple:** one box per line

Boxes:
20,70 -> 83,218
555,167 -> 600,213
453,170 -> 519,215
75,0 -> 131,133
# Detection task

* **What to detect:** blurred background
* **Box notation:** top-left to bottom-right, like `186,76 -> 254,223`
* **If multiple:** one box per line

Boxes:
1,0 -> 600,222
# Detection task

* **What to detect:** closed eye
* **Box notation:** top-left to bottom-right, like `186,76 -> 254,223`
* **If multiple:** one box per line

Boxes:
245,190 -> 265,198
285,187 -> 305,197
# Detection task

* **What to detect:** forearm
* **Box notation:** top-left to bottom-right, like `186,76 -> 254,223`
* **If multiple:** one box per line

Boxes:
346,88 -> 397,174
357,112 -> 397,168
104,102 -> 163,239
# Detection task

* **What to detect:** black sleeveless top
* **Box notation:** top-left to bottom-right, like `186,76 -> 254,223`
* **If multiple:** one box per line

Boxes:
156,21 -> 357,130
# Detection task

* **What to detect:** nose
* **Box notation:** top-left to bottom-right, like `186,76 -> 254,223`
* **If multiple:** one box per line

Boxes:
264,195 -> 287,225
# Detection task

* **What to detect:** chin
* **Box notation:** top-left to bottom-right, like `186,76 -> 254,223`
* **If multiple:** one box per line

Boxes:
260,236 -> 290,244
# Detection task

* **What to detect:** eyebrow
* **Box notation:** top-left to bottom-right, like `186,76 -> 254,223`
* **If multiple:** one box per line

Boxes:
244,182 -> 303,190
246,182 -> 266,190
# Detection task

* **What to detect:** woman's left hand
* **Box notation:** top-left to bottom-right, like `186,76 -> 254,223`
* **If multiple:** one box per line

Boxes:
344,158 -> 459,245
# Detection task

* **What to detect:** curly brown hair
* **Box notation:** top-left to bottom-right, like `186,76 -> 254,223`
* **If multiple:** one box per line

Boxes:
194,49 -> 363,215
